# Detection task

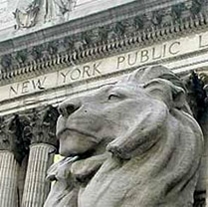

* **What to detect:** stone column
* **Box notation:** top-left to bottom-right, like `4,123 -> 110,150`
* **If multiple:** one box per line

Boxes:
22,106 -> 59,207
0,151 -> 19,207
0,115 -> 30,207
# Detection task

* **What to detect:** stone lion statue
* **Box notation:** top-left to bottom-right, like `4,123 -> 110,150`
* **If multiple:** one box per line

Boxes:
44,65 -> 203,207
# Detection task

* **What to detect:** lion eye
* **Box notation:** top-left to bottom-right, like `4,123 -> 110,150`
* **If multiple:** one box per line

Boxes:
108,94 -> 121,101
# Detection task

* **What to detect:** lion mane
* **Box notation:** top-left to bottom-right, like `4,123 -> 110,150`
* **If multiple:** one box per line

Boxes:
45,65 -> 203,207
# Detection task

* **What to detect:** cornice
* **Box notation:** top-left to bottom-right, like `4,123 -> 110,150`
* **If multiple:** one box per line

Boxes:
0,0 -> 207,84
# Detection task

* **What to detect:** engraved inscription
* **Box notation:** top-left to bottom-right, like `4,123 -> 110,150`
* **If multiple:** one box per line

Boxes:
9,77 -> 47,97
2,31 -> 208,102
59,62 -> 102,84
117,41 -> 181,70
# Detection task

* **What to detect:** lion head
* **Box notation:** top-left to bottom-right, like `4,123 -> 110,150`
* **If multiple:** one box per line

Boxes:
49,65 -> 203,207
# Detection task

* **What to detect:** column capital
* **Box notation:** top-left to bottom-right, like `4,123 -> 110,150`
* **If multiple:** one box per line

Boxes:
28,105 -> 59,147
0,114 -> 31,162
193,190 -> 205,207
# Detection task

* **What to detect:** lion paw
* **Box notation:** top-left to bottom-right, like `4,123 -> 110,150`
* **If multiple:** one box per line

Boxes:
107,144 -> 131,160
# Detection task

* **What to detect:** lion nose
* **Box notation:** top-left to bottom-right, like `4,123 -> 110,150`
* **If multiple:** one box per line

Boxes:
58,99 -> 81,117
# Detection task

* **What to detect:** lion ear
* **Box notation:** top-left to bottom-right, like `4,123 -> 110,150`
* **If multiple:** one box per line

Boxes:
171,85 -> 186,109
144,79 -> 186,109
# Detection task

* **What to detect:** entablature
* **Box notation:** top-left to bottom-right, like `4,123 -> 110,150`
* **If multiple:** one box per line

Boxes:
0,0 -> 206,84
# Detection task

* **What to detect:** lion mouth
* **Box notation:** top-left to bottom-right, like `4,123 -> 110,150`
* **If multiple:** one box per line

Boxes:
57,128 -> 101,158
57,128 -> 97,141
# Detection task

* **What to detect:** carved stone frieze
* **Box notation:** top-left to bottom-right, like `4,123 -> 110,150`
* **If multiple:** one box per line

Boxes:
1,0 -> 208,81
54,0 -> 76,16
14,0 -> 40,29
113,21 -> 129,37
0,114 -> 31,163
16,49 -> 28,64
27,105 -> 59,146
171,4 -> 184,22
1,54 -> 12,70
61,36 -> 75,51
191,0 -> 203,16
44,0 -> 76,22
31,45 -> 45,60
133,15 -> 145,30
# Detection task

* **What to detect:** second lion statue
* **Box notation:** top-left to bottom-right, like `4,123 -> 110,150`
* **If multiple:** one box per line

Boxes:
44,65 -> 203,207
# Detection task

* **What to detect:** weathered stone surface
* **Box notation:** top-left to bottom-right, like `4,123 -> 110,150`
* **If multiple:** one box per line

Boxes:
0,113 -> 30,206
28,105 -> 59,146
22,143 -> 56,207
21,105 -> 59,207
44,0 -> 75,22
14,0 -> 40,29
1,0 -> 207,81
0,151 -> 19,207
44,65 -> 203,207
0,114 -> 31,162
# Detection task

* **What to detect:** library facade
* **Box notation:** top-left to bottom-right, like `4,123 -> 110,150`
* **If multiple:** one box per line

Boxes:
0,0 -> 208,206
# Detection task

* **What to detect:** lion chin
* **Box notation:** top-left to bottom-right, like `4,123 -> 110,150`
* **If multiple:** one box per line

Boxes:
44,65 -> 203,207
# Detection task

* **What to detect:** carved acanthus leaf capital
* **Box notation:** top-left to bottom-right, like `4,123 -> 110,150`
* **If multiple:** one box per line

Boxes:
0,116 -> 15,152
193,190 -> 206,207
0,114 -> 31,162
182,71 -> 208,121
28,105 -> 59,147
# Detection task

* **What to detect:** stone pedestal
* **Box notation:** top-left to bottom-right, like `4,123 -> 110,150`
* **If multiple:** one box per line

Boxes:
0,151 -> 19,207
22,143 -> 55,207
